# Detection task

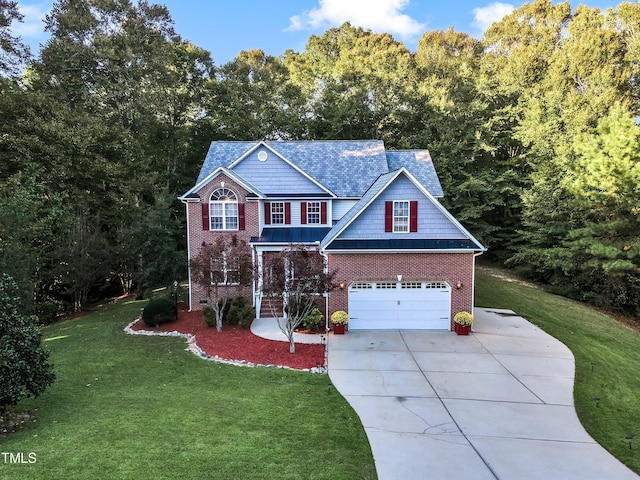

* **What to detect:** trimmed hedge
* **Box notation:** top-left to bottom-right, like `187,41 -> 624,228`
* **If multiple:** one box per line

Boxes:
142,298 -> 177,327
227,296 -> 255,329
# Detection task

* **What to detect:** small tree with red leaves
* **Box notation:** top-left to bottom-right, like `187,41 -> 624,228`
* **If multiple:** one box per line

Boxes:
261,244 -> 335,353
190,235 -> 253,331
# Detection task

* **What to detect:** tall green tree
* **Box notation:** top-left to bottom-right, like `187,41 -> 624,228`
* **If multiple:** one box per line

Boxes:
567,103 -> 640,274
285,22 -> 415,144
207,49 -> 306,140
0,274 -> 55,414
24,0 -> 212,309
411,29 -> 499,244
0,0 -> 30,75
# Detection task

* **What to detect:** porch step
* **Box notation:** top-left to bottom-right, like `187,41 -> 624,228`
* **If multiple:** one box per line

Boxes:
260,298 -> 283,319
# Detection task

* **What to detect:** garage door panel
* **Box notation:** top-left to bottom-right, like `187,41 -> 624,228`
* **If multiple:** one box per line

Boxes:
348,281 -> 450,330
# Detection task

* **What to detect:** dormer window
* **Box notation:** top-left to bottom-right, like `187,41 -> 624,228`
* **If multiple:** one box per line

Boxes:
210,188 -> 238,230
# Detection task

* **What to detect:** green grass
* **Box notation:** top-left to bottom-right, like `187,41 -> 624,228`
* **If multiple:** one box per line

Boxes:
0,298 -> 376,480
476,266 -> 640,474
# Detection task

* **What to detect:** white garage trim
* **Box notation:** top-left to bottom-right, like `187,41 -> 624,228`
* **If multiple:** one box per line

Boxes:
348,281 -> 451,330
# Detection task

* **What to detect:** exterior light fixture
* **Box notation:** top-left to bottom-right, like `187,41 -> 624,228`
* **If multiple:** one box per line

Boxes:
173,280 -> 179,321
339,282 -> 346,290
456,280 -> 463,290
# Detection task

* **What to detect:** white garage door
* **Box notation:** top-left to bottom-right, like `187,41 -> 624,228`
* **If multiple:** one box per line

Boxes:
348,281 -> 451,330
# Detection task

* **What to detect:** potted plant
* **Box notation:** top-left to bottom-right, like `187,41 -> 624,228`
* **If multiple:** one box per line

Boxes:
453,311 -> 473,335
330,311 -> 349,334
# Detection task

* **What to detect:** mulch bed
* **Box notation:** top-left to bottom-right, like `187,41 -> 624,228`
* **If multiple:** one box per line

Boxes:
129,305 -> 326,371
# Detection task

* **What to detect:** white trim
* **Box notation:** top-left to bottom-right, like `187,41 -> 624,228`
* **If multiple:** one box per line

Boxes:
269,201 -> 285,225
209,188 -> 239,231
228,142 -> 337,198
392,199 -> 410,233
179,166 -> 265,200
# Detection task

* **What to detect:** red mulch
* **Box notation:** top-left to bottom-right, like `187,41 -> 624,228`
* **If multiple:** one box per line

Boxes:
130,304 -> 326,371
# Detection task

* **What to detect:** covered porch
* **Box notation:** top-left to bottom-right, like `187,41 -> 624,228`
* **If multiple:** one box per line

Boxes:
250,227 -> 332,320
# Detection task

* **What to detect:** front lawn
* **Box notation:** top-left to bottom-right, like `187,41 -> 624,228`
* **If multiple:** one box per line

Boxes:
476,266 -> 640,474
0,299 -> 376,480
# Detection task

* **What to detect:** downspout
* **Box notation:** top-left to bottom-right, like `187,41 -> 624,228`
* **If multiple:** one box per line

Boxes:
471,251 -> 484,328
320,245 -> 329,333
180,199 -> 193,312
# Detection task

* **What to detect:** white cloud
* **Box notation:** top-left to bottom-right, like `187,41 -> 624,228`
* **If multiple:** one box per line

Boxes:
287,0 -> 425,40
472,2 -> 514,32
13,3 -> 49,38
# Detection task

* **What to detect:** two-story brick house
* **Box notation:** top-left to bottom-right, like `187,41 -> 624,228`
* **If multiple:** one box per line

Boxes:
179,140 -> 485,330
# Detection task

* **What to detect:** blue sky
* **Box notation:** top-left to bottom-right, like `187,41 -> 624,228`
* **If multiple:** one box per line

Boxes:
14,0 -> 622,65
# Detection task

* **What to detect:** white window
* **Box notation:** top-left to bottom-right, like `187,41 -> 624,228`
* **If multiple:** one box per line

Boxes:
393,201 -> 409,233
271,202 -> 285,224
211,253 -> 239,285
307,201 -> 321,224
210,188 -> 238,230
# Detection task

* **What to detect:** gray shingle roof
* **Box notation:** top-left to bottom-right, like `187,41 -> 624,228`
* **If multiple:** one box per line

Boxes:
386,150 -> 444,197
194,140 -> 443,198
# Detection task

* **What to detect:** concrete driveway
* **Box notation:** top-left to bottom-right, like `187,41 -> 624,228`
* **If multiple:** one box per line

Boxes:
327,308 -> 638,480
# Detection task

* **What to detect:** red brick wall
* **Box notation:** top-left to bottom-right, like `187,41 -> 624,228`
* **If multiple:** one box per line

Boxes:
186,173 -> 259,309
327,252 -> 476,328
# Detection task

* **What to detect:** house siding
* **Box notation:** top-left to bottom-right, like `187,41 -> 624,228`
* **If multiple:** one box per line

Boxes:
327,252 -> 475,329
338,174 -> 465,240
187,173 -> 259,310
231,148 -> 325,195
332,199 -> 357,223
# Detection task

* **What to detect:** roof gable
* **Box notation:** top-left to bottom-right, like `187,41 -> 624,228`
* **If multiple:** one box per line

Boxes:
230,144 -> 330,196
268,140 -> 389,197
179,166 -> 264,200
321,168 -> 485,251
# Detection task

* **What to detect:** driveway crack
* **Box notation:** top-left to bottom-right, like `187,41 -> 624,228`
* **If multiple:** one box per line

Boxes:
399,331 -> 500,480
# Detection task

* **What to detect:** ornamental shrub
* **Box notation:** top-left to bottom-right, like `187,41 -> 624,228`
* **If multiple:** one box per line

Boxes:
330,310 -> 349,325
202,306 -> 216,327
227,296 -> 255,328
0,274 -> 56,414
453,311 -> 474,326
142,298 -> 177,327
303,308 -> 324,331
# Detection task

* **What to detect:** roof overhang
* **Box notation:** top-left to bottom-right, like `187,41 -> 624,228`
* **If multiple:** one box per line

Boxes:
179,166 -> 264,201
323,238 -> 485,252
250,227 -> 332,245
